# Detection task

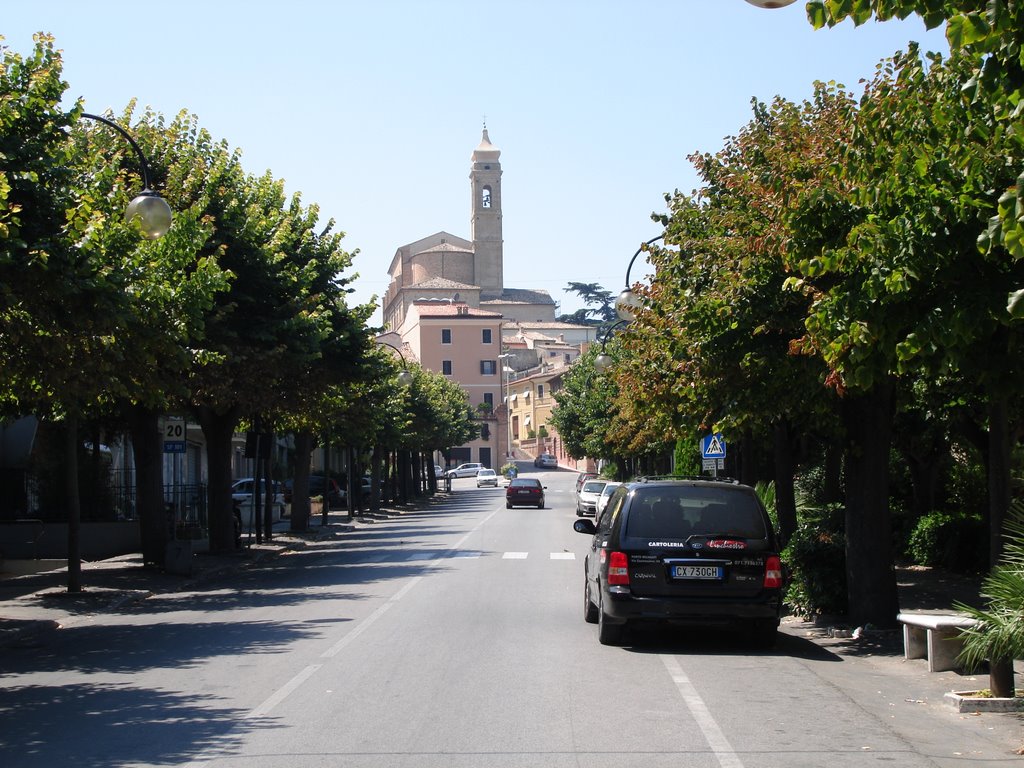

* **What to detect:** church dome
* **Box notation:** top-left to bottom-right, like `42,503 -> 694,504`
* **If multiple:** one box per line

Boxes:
472,128 -> 501,162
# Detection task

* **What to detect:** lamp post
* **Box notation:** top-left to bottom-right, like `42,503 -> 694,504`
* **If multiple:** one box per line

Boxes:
615,235 -> 664,321
80,112 -> 173,239
593,319 -> 630,373
498,353 -> 514,459
377,340 -> 414,386
743,0 -> 797,7
65,111 -> 173,593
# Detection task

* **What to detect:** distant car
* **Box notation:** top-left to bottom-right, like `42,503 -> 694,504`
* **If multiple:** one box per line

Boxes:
284,475 -> 345,508
534,453 -> 558,468
573,477 -> 783,646
595,481 -> 622,517
505,477 -> 546,508
476,468 -> 499,487
576,479 -> 608,516
448,462 -> 484,479
232,478 -> 285,506
434,465 -> 445,479
575,472 -> 598,499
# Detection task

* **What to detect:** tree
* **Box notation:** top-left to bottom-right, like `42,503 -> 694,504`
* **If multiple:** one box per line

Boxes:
557,282 -> 616,325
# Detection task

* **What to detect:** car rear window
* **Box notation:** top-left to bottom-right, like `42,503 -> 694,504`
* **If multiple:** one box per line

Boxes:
624,487 -> 767,540
510,478 -> 540,488
582,481 -> 607,493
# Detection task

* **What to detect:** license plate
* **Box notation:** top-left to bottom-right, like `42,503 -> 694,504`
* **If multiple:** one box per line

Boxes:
672,565 -> 723,580
517,490 -> 532,495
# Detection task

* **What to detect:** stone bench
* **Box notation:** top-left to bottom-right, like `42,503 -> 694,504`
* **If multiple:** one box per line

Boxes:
898,612 -> 979,672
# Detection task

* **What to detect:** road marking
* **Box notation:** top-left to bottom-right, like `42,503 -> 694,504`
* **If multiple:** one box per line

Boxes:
406,552 -> 435,561
247,664 -> 322,718
550,552 -> 575,560
502,552 -> 529,559
661,655 -> 744,768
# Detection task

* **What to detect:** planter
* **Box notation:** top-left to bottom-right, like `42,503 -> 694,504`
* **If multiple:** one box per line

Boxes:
944,691 -> 1024,713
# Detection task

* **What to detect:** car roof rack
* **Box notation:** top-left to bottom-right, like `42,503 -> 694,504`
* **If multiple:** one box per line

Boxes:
632,474 -> 739,484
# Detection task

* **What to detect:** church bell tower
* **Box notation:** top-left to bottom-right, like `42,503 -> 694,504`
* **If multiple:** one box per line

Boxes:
470,127 -> 503,295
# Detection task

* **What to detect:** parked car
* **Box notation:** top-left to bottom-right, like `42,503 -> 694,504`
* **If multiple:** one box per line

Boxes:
573,477 -> 783,647
533,453 -> 558,468
505,477 -> 546,508
448,462 -> 484,479
476,468 -> 499,487
576,479 -> 608,516
284,475 -> 344,508
232,478 -> 285,506
434,465 -> 445,479
595,481 -> 622,517
575,472 -> 598,499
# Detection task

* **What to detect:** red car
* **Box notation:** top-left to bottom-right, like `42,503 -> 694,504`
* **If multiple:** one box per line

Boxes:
505,478 -> 546,509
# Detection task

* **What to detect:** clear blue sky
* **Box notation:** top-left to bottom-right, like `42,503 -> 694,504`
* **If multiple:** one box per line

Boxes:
4,1 -> 947,327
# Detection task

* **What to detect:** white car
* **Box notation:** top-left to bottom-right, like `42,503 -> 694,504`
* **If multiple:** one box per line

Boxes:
595,481 -> 622,516
576,479 -> 608,517
476,468 -> 499,487
533,453 -> 558,468
448,462 -> 484,478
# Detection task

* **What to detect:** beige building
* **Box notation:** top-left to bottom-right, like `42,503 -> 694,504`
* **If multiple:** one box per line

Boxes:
380,128 -> 595,468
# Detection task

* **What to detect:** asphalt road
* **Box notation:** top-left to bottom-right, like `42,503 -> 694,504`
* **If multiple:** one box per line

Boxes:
1,469 -> 1020,767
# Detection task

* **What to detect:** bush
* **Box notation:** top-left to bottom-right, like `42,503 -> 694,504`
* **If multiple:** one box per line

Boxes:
782,503 -> 847,619
906,511 -> 987,573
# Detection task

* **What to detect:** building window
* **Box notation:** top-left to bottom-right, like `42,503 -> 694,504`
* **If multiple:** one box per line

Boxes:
537,385 -> 544,399
442,360 -> 453,375
564,353 -> 571,364
442,328 -> 452,344
483,392 -> 494,408
482,328 -> 492,344
482,185 -> 492,209
480,360 -> 497,375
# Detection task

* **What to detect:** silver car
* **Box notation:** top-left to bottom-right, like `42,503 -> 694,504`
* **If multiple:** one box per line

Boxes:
448,462 -> 484,478
576,479 -> 608,517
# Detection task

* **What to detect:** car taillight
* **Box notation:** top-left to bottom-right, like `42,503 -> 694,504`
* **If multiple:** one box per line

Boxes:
763,556 -> 783,589
607,551 -> 630,585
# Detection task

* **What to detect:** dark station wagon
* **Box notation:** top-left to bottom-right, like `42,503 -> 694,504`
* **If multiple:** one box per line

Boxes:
505,477 -> 546,509
573,477 -> 784,647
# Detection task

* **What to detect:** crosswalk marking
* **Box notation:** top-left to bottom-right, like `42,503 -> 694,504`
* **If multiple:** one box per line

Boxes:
550,552 -> 575,560
503,552 -> 529,559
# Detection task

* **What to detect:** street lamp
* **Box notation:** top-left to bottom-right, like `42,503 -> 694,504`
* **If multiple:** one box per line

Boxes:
377,340 -> 414,386
498,353 -> 514,459
615,235 -> 664,321
80,112 -> 173,239
593,320 -> 629,373
744,0 -> 797,7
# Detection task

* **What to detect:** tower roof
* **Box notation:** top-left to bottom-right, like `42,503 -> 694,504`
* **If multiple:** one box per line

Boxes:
472,128 -> 500,162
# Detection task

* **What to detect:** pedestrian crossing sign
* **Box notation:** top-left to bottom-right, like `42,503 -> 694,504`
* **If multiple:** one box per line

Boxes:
701,433 -> 726,460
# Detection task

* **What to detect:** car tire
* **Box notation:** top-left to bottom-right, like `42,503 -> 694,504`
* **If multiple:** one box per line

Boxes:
506,502 -> 512,509
584,574 -> 598,624
597,590 -> 624,646
748,619 -> 778,650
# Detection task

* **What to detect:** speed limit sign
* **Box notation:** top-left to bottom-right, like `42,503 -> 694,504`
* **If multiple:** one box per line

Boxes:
164,417 -> 186,453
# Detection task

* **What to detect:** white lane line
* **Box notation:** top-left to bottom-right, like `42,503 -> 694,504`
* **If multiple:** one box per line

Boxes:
660,655 -> 744,768
247,664 -> 322,718
503,552 -> 529,559
550,552 -> 575,560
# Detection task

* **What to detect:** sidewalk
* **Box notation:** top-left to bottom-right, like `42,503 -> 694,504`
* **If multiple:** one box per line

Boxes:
0,504 -> 418,648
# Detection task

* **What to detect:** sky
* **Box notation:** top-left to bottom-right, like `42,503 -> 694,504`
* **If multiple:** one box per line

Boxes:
3,1 -> 948,327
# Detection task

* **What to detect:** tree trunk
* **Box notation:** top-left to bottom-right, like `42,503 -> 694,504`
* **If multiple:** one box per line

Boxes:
823,441 -> 843,504
773,419 -> 798,547
129,406 -> 167,567
290,431 -> 313,531
985,394 -> 1015,697
369,445 -> 383,513
195,405 -> 240,553
65,414 -> 82,593
843,383 -> 899,628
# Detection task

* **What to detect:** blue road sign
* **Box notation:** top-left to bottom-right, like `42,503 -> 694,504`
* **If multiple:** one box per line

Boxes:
701,433 -> 726,460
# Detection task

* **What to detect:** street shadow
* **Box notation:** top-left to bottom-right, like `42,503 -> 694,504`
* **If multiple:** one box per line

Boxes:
0,681 -> 277,767
623,623 -> 843,662
1,617 -> 325,675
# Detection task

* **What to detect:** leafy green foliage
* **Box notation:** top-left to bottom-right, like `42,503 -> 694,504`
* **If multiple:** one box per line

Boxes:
782,504 -> 848,619
956,501 -> 1024,671
907,511 -> 987,572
